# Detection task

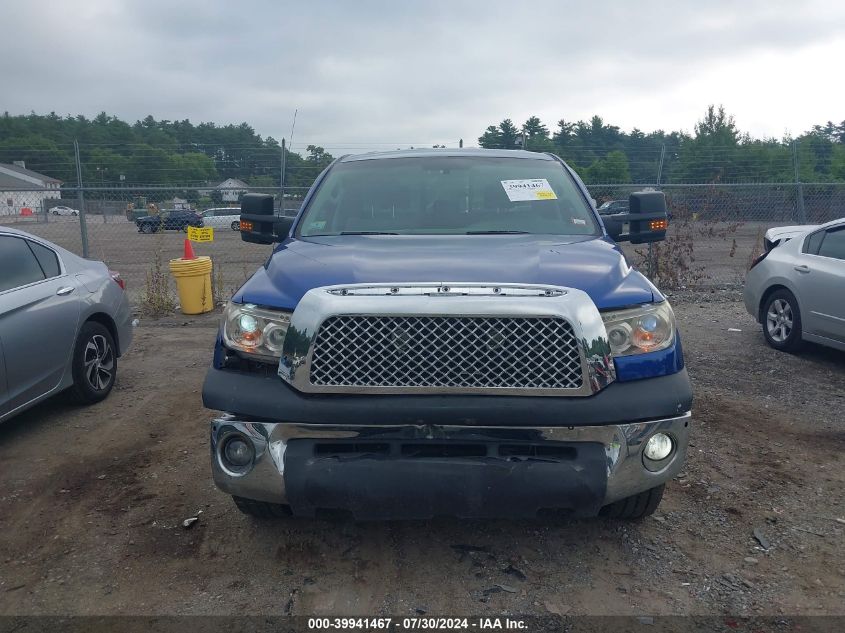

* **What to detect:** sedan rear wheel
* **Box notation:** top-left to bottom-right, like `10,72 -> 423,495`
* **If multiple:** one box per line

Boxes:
762,289 -> 803,352
70,322 -> 117,404
231,220 -> 240,231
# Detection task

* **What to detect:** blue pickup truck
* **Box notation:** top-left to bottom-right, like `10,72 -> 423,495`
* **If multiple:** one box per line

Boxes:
202,149 -> 691,521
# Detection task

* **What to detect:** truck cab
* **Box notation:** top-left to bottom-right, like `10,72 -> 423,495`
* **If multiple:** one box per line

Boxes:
202,149 -> 690,521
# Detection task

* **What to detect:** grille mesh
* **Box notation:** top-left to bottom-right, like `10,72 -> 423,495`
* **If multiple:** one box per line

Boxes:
309,315 -> 583,391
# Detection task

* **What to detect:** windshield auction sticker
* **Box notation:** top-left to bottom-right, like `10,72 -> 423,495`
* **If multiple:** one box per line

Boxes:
501,178 -> 558,202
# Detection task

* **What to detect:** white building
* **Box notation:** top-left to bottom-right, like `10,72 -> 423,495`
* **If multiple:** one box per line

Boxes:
0,162 -> 62,216
198,178 -> 250,203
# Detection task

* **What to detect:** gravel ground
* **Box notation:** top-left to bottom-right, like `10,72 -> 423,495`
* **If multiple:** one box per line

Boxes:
0,296 -> 843,617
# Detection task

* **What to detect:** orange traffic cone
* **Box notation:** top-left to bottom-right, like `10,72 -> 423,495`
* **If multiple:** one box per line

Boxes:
183,238 -> 197,260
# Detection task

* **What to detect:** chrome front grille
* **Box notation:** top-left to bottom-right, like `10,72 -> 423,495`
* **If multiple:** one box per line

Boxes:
309,315 -> 583,392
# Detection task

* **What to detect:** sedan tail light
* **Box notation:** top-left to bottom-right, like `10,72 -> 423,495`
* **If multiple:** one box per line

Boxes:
110,270 -> 126,290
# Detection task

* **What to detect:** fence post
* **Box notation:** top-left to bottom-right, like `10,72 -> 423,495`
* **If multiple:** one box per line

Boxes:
280,138 -> 286,213
74,139 -> 89,258
645,144 -> 667,279
792,140 -> 807,224
656,144 -> 666,186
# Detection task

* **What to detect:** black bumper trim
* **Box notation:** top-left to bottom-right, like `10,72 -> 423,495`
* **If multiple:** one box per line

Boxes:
283,439 -> 607,520
202,366 -> 692,427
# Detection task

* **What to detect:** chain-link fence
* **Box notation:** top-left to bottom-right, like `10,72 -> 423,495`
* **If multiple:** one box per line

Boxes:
3,181 -> 843,302
3,158 -> 844,305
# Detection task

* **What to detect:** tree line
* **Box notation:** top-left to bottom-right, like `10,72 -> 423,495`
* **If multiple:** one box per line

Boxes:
2,107 -> 844,188
0,112 -> 332,188
478,106 -> 845,184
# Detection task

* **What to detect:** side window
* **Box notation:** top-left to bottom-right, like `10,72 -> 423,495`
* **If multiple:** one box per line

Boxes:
817,228 -> 845,261
27,240 -> 61,278
803,230 -> 825,255
0,235 -> 47,293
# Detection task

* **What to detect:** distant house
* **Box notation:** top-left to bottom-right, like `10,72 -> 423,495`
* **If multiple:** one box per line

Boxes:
0,162 -> 62,216
198,178 -> 250,203
171,197 -> 190,210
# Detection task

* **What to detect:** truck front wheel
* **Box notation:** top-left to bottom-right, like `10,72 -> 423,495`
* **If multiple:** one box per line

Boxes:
232,496 -> 292,519
599,484 -> 664,520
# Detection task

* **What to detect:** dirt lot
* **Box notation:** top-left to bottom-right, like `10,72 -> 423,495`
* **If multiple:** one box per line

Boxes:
0,295 -> 843,617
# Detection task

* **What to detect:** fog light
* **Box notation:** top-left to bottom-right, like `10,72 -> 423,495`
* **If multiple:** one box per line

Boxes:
223,436 -> 254,468
644,433 -> 673,461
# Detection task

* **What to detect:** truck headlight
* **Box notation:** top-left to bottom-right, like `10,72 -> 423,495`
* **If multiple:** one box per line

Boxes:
601,301 -> 675,356
222,302 -> 292,360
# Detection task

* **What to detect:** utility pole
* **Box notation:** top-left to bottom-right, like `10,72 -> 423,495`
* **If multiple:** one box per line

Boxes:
280,138 -> 287,215
74,140 -> 89,258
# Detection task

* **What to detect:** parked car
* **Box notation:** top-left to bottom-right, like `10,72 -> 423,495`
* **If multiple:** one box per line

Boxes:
51,206 -> 79,216
598,200 -> 630,238
597,200 -> 629,215
0,227 -> 133,423
744,218 -> 845,352
203,149 -> 690,522
201,208 -> 241,231
135,210 -> 203,234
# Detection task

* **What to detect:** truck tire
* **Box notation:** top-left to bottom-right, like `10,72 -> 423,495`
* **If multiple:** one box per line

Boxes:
599,484 -> 664,520
761,289 -> 803,352
232,496 -> 292,518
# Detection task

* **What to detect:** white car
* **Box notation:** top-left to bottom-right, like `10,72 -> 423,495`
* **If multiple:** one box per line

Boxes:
201,208 -> 241,231
51,206 -> 79,216
744,218 -> 845,352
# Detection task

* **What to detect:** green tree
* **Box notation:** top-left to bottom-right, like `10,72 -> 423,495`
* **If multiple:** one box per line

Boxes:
478,125 -> 501,148
522,116 -> 553,152
583,151 -> 631,184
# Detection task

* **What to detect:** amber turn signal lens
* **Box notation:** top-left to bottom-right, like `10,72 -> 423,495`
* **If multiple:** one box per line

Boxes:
649,219 -> 668,230
240,220 -> 253,231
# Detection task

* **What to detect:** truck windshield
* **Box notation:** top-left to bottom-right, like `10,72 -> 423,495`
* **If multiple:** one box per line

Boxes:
298,156 -> 599,237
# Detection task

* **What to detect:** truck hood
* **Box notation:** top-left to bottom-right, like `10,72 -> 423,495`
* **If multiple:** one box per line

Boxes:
234,234 -> 659,310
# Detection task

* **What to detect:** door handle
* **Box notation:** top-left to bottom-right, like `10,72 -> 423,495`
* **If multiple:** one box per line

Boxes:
793,265 -> 811,273
56,286 -> 75,295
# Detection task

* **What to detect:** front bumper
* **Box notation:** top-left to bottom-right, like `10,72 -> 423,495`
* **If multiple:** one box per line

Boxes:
210,413 -> 690,520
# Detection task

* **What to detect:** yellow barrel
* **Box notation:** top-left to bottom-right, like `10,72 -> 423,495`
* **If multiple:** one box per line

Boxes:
169,255 -> 214,315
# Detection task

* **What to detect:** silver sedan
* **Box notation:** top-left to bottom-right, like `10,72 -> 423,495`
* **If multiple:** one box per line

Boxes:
744,218 -> 845,352
0,227 -> 133,423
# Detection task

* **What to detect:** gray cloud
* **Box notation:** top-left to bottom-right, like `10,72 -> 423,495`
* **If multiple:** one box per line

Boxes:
2,0 -> 844,153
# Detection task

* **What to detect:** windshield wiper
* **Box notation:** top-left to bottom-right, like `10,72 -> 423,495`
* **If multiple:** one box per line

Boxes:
339,231 -> 399,235
465,230 -> 531,235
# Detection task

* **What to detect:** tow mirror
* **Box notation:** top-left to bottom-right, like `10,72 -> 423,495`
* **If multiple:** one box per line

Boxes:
239,193 -> 295,244
605,191 -> 668,244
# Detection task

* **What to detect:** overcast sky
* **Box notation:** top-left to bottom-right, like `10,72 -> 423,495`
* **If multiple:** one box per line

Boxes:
3,0 -> 845,153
